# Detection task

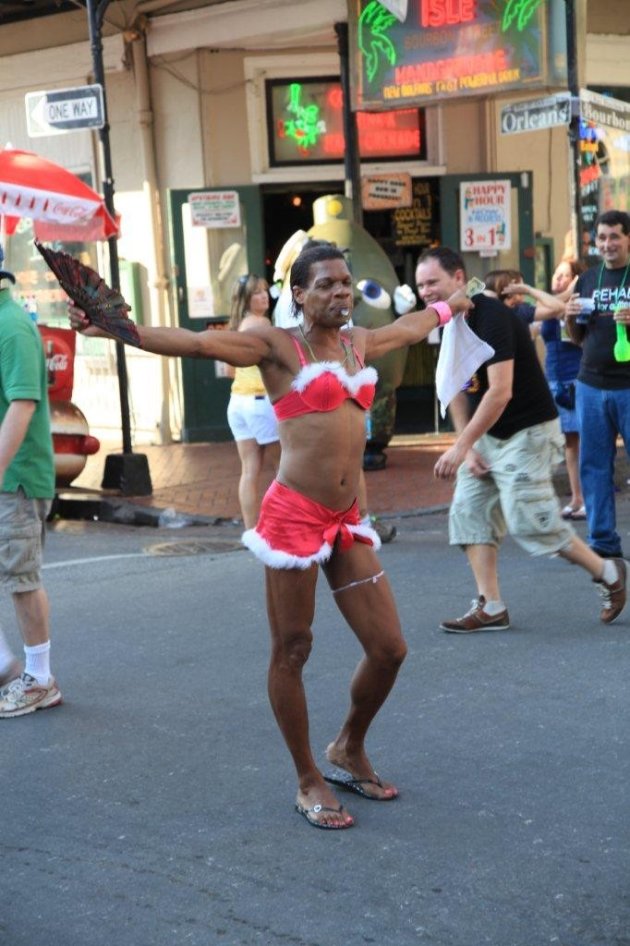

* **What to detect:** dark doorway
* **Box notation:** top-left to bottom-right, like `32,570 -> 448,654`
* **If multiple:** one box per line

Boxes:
261,185 -> 343,285
260,182 -> 444,435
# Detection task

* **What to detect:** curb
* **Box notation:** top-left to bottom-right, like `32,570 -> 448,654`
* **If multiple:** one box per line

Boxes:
378,504 -> 450,519
53,491 -> 222,528
53,489 -> 451,528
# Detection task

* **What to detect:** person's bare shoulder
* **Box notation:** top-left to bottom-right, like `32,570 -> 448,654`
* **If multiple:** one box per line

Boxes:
239,314 -> 272,333
241,321 -> 297,371
344,324 -> 368,359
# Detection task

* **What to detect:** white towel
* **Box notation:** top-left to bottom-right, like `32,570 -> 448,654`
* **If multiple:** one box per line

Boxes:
435,314 -> 495,418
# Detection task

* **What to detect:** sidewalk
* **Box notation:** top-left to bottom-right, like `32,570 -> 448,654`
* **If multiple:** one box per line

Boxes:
71,433 -> 459,522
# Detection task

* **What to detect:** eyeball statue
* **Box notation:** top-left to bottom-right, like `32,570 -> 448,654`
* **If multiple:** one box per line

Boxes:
272,195 -> 414,470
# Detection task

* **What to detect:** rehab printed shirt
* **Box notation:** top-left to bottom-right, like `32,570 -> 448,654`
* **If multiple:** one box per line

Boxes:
576,263 -> 630,390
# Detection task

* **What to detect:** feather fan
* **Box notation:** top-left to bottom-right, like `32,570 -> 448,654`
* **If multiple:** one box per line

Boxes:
35,241 -> 141,347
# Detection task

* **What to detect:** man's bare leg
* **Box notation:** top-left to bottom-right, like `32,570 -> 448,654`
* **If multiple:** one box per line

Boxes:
13,587 -> 49,647
466,543 -> 501,601
265,566 -> 354,827
323,548 -> 406,799
559,535 -> 611,577
324,647 -> 401,800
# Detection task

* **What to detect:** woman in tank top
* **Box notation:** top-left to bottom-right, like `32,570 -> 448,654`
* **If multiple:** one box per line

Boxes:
226,274 -> 280,528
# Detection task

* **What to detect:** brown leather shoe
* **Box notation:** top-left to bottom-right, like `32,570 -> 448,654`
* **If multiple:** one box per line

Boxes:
440,596 -> 510,633
371,516 -> 397,544
597,558 -> 627,624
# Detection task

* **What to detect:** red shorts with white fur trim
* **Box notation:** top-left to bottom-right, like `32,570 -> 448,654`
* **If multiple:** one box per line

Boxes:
242,480 -> 380,569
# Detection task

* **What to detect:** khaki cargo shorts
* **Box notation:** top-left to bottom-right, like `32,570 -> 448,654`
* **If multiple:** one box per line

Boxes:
448,419 -> 575,557
0,488 -> 51,593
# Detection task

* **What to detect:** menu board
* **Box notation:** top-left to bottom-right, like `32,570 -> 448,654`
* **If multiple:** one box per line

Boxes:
392,179 -> 438,247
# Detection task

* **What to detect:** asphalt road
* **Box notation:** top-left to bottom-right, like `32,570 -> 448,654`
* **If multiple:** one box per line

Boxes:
2,506 -> 630,946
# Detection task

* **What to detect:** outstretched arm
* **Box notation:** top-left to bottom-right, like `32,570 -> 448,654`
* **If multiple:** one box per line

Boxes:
68,305 -> 272,367
502,283 -> 565,320
363,289 -> 472,361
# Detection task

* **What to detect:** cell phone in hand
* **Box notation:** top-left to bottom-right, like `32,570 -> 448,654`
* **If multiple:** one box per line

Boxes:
465,277 -> 486,298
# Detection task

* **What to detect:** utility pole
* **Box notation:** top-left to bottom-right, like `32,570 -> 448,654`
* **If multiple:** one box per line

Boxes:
86,0 -> 152,495
565,0 -> 583,263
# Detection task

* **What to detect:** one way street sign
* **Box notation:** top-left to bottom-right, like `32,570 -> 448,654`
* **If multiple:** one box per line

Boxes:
25,84 -> 105,137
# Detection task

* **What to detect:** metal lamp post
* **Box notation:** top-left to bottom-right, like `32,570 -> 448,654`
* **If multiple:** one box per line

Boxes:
564,0 -> 584,264
334,22 -> 363,227
86,0 -> 152,495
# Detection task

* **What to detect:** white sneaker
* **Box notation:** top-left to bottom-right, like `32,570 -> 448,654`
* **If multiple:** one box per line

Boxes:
0,658 -> 22,690
0,672 -> 62,718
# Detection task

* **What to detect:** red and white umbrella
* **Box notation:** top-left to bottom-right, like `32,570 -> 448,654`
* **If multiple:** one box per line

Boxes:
0,148 -> 118,241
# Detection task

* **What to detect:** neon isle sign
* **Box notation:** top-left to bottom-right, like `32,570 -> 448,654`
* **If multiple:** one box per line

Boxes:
419,0 -> 544,30
419,0 -> 476,28
354,0 -> 549,108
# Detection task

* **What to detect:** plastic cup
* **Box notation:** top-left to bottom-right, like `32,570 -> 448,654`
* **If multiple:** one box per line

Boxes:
576,298 -> 595,324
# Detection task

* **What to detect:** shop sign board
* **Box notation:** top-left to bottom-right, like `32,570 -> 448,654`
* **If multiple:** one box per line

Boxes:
188,191 -> 241,228
349,0 -> 563,110
392,179 -> 438,247
26,85 -> 104,137
578,90 -> 630,257
188,286 -> 215,319
500,90 -> 630,138
500,92 -> 571,135
460,179 -> 511,253
362,173 -> 412,210
266,77 -> 424,165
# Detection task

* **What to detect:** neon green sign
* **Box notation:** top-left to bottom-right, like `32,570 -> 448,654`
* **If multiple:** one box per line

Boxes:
358,2 -> 398,84
281,83 -> 324,150
501,0 -> 545,32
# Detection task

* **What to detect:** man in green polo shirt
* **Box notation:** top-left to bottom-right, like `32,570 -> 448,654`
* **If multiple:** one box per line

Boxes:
0,254 -> 62,718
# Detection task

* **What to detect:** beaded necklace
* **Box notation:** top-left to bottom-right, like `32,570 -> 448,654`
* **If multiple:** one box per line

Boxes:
596,260 -> 630,311
298,323 -> 355,368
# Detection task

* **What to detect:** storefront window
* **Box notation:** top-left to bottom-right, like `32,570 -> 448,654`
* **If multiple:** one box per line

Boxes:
182,194 -> 250,321
266,77 -> 426,166
6,216 -> 98,327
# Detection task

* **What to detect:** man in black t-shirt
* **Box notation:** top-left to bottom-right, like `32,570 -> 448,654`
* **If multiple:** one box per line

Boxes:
416,246 -> 626,632
565,210 -> 630,561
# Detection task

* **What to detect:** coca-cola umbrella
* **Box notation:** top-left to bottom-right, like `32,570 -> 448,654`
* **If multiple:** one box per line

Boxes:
0,147 -> 118,242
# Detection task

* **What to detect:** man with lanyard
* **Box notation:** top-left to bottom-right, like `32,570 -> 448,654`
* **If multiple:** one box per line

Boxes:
565,210 -> 630,560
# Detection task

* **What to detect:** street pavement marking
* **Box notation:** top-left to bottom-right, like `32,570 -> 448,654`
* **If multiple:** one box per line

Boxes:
43,553 -> 147,569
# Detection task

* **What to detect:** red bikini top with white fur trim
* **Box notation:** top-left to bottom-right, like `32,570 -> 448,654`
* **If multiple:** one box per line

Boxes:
273,335 -> 377,421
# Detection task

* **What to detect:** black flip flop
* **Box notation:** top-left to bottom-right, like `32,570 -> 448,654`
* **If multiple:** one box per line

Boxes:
324,771 -> 398,801
295,801 -> 353,829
